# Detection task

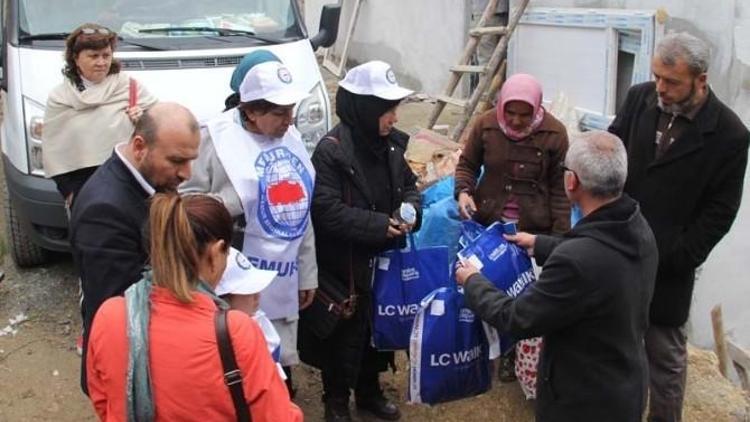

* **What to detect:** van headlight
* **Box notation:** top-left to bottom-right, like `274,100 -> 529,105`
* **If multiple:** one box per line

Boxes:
295,82 -> 329,154
23,97 -> 45,176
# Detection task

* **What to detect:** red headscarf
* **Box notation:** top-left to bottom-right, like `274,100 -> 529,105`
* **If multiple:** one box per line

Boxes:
496,73 -> 546,141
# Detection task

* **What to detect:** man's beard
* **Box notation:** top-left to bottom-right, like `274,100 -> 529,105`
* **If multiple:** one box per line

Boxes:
658,80 -> 699,115
139,158 -> 178,193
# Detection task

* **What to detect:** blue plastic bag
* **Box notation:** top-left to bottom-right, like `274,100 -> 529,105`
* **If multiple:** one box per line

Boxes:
408,287 -> 492,404
421,176 -> 455,207
412,196 -> 461,253
372,237 -> 450,350
457,222 -> 536,355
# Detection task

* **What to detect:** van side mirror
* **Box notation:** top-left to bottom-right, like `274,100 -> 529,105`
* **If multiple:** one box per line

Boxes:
0,55 -> 5,91
310,3 -> 341,51
0,3 -> 5,91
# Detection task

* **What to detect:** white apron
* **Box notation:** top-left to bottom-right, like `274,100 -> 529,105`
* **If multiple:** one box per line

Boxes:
208,110 -> 315,320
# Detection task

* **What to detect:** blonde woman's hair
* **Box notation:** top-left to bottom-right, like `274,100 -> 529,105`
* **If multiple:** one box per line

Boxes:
148,193 -> 233,303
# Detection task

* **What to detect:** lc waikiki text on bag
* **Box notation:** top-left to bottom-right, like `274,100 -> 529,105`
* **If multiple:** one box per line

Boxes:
371,235 -> 450,350
409,287 -> 492,405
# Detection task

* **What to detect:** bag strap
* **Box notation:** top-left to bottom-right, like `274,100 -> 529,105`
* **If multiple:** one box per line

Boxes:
214,309 -> 252,422
128,78 -> 138,108
323,135 -> 356,300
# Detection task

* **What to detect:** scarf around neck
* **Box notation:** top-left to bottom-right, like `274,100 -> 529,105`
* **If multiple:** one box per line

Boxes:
125,271 -> 228,422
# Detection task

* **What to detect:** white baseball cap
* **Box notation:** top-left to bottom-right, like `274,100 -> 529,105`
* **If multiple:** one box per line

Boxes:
239,61 -> 310,105
338,61 -> 414,100
215,247 -> 277,296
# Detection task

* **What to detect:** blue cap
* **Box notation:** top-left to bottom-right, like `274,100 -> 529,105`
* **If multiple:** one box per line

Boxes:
229,50 -> 281,93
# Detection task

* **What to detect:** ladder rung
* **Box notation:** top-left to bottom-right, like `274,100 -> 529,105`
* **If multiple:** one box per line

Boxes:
435,95 -> 467,108
450,65 -> 486,74
470,26 -> 508,37
450,65 -> 485,74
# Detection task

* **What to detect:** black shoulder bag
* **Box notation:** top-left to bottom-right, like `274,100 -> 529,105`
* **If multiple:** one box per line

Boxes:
302,136 -> 357,339
215,309 -> 252,422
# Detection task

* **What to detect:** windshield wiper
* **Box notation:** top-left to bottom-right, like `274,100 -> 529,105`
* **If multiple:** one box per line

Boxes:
19,32 -> 70,41
137,27 -> 282,44
117,37 -> 166,51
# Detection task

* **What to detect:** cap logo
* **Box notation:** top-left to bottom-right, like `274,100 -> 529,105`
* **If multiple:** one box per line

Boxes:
277,67 -> 292,84
235,252 -> 252,270
386,69 -> 397,85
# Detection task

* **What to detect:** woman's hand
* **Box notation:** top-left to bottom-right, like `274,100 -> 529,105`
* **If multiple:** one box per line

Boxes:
299,289 -> 316,310
504,232 -> 536,256
458,192 -> 477,220
455,259 -> 480,286
126,105 -> 144,123
386,218 -> 406,238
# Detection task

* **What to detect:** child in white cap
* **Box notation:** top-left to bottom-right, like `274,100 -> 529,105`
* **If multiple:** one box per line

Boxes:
217,247 -> 284,366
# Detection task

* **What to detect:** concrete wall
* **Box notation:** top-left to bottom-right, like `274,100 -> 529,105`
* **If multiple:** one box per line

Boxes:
513,0 -> 750,350
304,0 -> 469,95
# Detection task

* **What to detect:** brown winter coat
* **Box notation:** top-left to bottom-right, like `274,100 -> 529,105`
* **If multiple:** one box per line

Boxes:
455,109 -> 570,235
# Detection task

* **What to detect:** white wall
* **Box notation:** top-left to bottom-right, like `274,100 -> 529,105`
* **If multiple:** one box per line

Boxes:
304,0 -> 468,95
512,0 -> 750,350
512,0 -> 750,125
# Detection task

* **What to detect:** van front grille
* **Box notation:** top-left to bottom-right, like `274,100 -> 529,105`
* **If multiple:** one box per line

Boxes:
120,55 -> 243,70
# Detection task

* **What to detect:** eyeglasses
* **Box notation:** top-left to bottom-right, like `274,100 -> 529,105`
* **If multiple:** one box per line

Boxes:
80,27 -> 111,36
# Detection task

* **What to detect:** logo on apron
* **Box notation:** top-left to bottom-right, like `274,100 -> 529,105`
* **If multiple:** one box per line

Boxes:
255,146 -> 313,240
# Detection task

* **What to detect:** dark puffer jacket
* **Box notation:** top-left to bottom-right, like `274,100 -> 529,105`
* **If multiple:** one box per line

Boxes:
310,123 -> 420,293
299,122 -> 420,380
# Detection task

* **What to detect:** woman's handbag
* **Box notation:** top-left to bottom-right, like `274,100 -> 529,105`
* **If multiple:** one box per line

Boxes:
215,309 -> 251,422
302,268 -> 357,339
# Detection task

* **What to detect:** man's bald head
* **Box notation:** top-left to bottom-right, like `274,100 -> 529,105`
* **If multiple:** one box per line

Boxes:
129,102 -> 200,192
133,102 -> 199,146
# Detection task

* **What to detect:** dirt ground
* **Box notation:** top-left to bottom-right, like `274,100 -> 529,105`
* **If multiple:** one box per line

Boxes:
0,66 -> 748,421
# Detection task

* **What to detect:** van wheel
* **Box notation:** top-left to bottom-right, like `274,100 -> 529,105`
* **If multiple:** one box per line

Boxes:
3,184 -> 47,267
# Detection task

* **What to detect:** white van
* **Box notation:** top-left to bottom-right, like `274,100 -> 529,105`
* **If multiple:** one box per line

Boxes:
1,0 -> 341,266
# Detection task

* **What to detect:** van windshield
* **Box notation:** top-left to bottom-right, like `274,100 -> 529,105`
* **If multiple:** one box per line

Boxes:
19,0 -> 303,39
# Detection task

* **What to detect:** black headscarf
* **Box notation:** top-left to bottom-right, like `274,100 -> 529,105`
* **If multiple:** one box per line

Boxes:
336,87 -> 401,157
336,87 -> 402,214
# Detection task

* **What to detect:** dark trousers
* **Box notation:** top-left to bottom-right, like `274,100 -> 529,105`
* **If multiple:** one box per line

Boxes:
322,341 -> 383,403
320,297 -> 386,403
645,324 -> 688,422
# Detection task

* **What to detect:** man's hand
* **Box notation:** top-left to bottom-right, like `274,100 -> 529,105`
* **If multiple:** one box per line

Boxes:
458,192 -> 477,220
455,259 -> 480,286
386,218 -> 406,238
504,232 -> 536,256
299,289 -> 316,310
